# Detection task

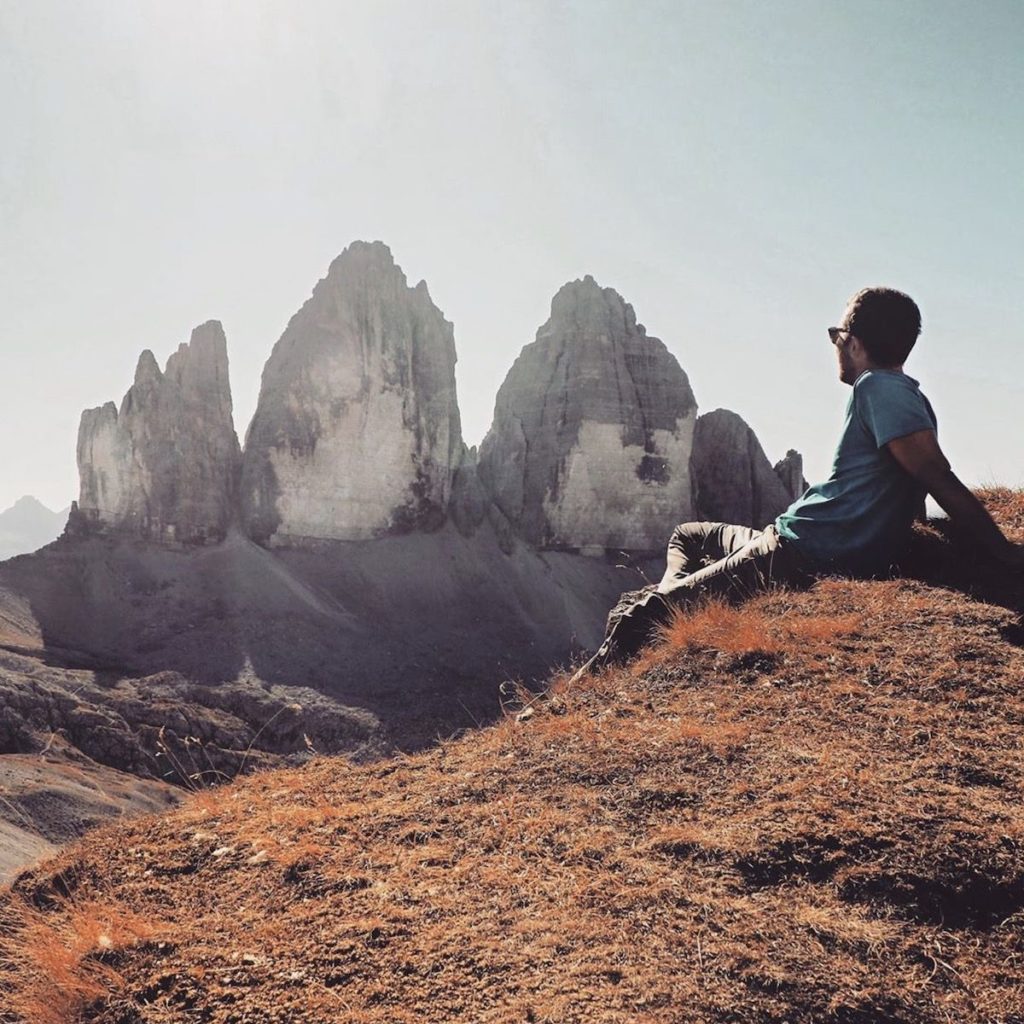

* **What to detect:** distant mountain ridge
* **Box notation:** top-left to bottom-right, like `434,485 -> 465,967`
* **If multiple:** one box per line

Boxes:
0,496 -> 68,561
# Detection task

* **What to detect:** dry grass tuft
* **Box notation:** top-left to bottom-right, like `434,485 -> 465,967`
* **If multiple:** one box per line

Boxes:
0,898 -> 153,1024
654,598 -> 860,658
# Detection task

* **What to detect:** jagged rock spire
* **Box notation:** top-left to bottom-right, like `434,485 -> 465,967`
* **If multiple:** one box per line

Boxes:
76,321 -> 241,544
478,275 -> 698,555
70,246 -> 802,554
240,241 -> 463,545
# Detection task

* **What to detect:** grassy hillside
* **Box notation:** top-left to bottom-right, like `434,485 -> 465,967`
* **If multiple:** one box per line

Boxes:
2,490 -> 1022,1023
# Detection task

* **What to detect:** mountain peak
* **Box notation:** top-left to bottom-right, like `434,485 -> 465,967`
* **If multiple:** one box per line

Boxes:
479,276 -> 698,553
76,323 -> 241,544
0,495 -> 66,560
6,495 -> 52,515
240,244 -> 461,545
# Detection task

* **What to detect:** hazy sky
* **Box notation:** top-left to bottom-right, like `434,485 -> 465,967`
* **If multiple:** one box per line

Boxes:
2,0 -> 1022,513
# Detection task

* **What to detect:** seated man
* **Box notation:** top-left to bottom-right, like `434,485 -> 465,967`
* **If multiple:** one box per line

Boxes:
583,286 -> 1023,673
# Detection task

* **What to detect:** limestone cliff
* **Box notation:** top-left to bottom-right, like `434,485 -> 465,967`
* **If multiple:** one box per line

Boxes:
240,242 -> 462,545
478,276 -> 697,555
690,409 -> 800,529
75,321 -> 241,543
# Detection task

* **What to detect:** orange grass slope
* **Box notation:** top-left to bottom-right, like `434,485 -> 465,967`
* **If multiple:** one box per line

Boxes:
2,489 -> 1023,1024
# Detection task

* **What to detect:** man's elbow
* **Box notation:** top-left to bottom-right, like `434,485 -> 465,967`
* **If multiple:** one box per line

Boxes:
922,465 -> 965,504
888,441 -> 948,487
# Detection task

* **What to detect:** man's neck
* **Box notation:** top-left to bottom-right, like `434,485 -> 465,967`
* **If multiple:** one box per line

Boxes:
854,362 -> 903,381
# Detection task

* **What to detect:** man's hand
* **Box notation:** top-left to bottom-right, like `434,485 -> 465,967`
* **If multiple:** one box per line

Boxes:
996,542 -> 1024,570
886,429 -> 1021,567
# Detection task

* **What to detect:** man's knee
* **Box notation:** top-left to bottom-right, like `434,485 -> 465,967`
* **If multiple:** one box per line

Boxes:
668,522 -> 695,545
667,521 -> 715,547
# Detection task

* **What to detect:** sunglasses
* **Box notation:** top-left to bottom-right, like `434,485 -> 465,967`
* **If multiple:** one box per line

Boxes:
828,326 -> 853,346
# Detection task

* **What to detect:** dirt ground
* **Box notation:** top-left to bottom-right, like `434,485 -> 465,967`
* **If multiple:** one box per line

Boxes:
1,489 -> 1022,1023
0,755 -> 177,885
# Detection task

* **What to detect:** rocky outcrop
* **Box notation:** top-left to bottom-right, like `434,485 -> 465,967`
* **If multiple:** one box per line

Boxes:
690,409 -> 800,528
478,276 -> 698,555
76,321 -> 241,544
774,450 -> 807,502
70,244 -> 801,553
240,242 -> 462,545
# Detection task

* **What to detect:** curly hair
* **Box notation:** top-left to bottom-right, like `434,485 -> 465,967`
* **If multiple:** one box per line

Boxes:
843,287 -> 922,367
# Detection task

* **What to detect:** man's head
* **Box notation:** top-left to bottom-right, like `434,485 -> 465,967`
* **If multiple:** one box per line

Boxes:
830,286 -> 922,385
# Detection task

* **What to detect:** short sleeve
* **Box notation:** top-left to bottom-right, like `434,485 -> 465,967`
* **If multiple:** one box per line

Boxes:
855,373 -> 937,449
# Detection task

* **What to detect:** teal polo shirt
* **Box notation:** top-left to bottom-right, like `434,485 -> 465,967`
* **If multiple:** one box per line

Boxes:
776,369 -> 938,575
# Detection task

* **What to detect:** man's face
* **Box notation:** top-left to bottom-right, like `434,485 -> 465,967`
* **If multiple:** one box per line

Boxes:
833,330 -> 857,384
832,302 -> 859,385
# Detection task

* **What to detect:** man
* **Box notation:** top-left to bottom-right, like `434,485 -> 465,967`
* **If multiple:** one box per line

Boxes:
582,286 -> 1023,674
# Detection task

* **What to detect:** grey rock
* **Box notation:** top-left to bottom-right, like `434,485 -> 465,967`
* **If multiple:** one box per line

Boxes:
75,321 -> 241,544
0,645 -> 384,785
774,450 -> 807,502
478,276 -> 698,555
449,445 -> 489,537
690,409 -> 798,528
240,241 -> 462,545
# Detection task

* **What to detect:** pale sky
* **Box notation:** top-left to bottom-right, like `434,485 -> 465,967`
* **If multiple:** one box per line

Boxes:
2,0 -> 1022,513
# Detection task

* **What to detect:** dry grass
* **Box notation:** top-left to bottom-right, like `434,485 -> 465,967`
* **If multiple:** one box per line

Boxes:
0,898 -> 152,1024
653,598 -> 860,657
1,492 -> 1023,1023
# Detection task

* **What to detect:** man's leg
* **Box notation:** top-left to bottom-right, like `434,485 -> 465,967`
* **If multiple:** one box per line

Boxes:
659,522 -> 762,593
600,522 -> 741,660
662,525 -> 797,604
578,525 -> 806,678
579,522 -> 767,677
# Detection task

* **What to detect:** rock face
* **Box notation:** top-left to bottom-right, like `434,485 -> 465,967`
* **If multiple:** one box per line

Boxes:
240,242 -> 462,545
76,321 -> 241,544
690,409 -> 802,528
774,450 -> 807,502
478,276 -> 698,555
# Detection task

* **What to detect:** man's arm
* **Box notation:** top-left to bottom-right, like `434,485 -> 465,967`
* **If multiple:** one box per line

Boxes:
886,429 -> 1024,568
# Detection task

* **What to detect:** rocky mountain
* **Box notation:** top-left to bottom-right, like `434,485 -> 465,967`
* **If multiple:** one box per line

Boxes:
478,276 -> 698,555
240,241 -> 462,545
70,251 -> 800,553
75,321 -> 241,544
1,242 -> 805,879
691,409 -> 805,528
0,496 -> 67,561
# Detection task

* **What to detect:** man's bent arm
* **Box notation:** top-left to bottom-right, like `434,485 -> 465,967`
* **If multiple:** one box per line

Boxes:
886,429 -> 1023,566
